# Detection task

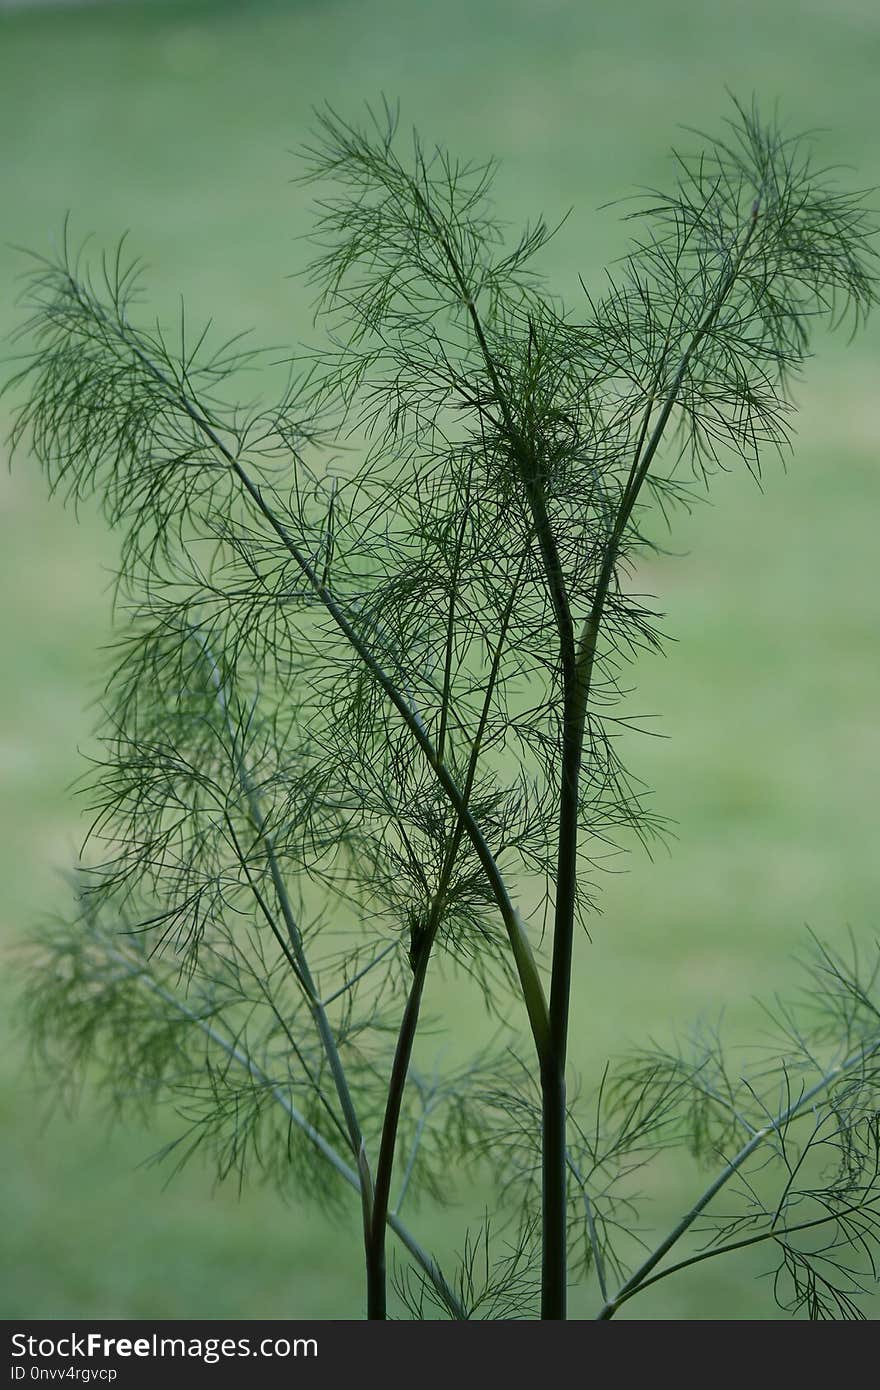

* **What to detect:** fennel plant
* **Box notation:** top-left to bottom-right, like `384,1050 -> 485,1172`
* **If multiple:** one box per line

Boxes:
9,97 -> 880,1320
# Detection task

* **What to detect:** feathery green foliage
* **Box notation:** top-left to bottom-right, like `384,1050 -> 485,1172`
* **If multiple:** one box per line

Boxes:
8,96 -> 880,1319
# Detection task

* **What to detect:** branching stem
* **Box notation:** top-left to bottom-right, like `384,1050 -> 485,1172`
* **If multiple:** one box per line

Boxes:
105,939 -> 466,1319
109,313 -> 551,1065
596,1037 -> 880,1318
365,559 -> 526,1318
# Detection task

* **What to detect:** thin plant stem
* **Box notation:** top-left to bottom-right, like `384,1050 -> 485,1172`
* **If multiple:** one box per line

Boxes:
104,938 -> 466,1319
595,1037 -> 880,1318
193,631 -> 383,1311
365,561 -> 526,1318
539,203 -> 765,1318
106,312 -> 552,1067
415,185 -> 580,1317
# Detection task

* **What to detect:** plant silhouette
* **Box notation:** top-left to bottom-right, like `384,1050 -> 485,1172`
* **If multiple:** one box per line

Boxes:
9,97 -> 880,1320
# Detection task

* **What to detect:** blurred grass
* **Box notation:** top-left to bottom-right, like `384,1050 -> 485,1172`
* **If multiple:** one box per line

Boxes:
1,0 -> 878,1320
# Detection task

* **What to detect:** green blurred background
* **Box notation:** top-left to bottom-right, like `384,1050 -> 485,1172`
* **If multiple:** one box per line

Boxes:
1,0 -> 878,1320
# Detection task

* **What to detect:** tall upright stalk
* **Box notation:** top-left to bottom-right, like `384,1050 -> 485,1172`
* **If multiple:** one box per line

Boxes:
538,201 -> 766,1317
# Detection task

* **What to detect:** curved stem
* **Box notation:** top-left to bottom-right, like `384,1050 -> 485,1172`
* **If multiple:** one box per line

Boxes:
574,203 -> 763,708
595,1037 -> 880,1318
194,634 -> 365,1154
601,1194 -> 878,1317
538,208 -> 763,1317
416,194 -> 579,1316
365,563 -> 527,1318
112,321 -> 551,1067
366,941 -> 432,1318
104,938 -> 466,1319
192,632 -> 384,1313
